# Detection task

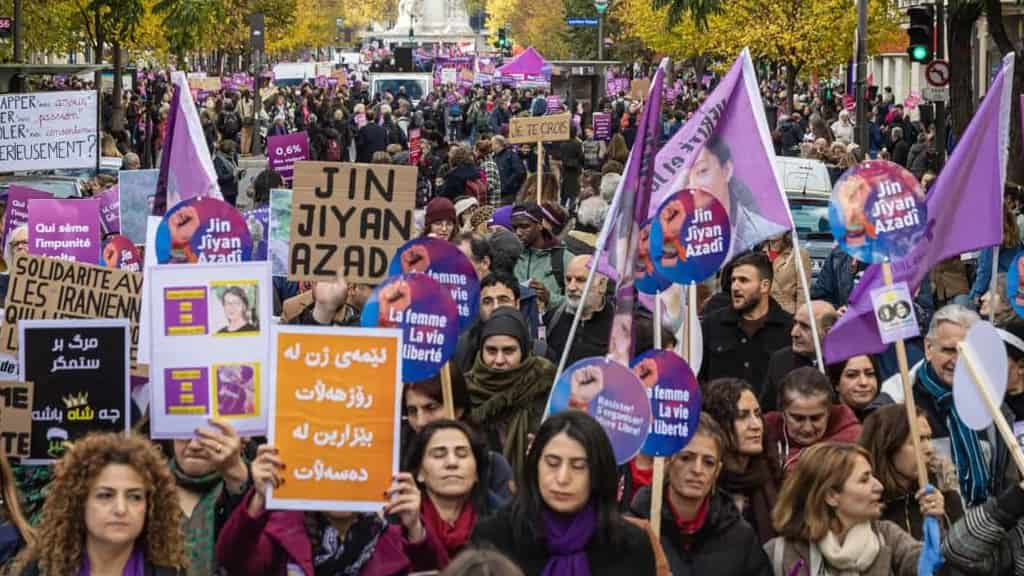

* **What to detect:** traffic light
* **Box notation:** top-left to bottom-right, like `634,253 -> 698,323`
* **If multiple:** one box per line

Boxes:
496,28 -> 506,50
906,6 -> 934,64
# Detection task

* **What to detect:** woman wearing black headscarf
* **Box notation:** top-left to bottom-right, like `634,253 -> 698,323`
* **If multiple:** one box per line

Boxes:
465,308 -> 556,479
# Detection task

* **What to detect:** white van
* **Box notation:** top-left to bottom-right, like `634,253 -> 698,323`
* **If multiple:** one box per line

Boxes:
368,73 -> 433,105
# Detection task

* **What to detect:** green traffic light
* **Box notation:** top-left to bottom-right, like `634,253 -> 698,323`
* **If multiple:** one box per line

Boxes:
910,45 -> 930,62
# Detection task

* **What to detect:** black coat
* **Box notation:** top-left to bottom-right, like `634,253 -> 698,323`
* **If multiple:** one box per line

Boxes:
759,346 -> 815,411
557,139 -> 585,201
892,138 -> 911,167
471,506 -> 656,576
355,123 -> 388,163
699,299 -> 793,385
629,487 -> 770,576
494,147 -> 526,202
441,163 -> 482,201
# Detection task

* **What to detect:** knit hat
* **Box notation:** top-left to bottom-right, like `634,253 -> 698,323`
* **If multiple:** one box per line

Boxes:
489,205 -> 514,231
424,197 -> 456,229
480,307 -> 531,358
454,196 -> 479,220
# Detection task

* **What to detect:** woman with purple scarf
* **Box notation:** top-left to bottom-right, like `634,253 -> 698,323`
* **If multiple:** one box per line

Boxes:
10,433 -> 186,575
471,411 -> 657,575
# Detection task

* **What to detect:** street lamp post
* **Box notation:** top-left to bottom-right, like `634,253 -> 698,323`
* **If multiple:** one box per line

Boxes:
594,0 -> 608,60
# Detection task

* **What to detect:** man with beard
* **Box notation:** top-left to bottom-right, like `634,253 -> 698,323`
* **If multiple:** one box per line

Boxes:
700,252 -> 793,384
542,254 -> 612,366
759,300 -> 838,411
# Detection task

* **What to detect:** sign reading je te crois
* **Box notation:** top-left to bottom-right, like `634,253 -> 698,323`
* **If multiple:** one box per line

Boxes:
508,113 -> 572,145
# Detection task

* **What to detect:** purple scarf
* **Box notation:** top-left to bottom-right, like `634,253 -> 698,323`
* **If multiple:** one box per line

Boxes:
540,501 -> 597,576
78,545 -> 146,576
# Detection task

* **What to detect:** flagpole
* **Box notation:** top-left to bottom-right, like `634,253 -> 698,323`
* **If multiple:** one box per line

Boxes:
791,228 -> 824,373
989,246 -> 1000,322
653,292 -> 662,349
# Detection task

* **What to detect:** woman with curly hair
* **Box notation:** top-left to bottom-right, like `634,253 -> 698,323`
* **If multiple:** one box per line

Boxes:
0,456 -> 33,566
11,432 -> 186,575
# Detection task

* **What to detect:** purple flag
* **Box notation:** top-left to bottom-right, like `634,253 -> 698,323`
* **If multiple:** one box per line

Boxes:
27,197 -> 102,263
825,53 -> 1015,363
2,185 -> 51,249
154,71 -> 221,215
649,49 -> 792,262
597,60 -> 665,365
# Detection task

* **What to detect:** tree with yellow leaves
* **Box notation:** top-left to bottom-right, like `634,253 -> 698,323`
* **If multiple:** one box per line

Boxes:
485,0 -> 570,58
619,0 -> 898,109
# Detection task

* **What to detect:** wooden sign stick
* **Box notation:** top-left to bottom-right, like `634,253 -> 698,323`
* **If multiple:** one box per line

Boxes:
440,362 -> 455,419
536,143 -> 544,204
882,261 -> 929,489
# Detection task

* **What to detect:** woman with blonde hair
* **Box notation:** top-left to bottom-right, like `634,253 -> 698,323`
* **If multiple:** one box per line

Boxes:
765,443 -> 922,576
11,433 -> 186,575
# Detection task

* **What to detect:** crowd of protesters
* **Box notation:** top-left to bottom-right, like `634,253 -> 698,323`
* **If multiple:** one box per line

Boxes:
4,51 -> 1024,576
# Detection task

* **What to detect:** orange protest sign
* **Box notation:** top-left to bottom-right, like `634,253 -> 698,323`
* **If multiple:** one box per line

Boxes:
267,326 -> 402,511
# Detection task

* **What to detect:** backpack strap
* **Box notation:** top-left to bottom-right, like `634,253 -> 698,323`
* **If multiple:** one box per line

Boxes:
551,246 -> 565,292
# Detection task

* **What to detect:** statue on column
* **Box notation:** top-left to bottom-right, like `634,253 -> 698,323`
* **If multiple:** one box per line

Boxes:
395,0 -> 421,31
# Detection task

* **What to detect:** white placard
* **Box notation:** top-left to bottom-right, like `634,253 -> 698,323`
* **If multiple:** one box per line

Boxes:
922,85 -> 949,103
148,261 -> 273,438
870,282 -> 920,344
953,320 -> 1008,431
441,68 -> 457,85
0,91 -> 98,172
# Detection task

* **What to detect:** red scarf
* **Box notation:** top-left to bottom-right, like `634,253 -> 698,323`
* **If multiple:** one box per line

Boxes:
421,497 -> 477,562
630,459 -> 653,491
667,494 -> 710,536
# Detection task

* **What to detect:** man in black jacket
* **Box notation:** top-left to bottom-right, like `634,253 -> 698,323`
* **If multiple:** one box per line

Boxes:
492,135 -> 525,204
355,110 -> 388,163
700,252 -> 793,385
760,300 -> 837,411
